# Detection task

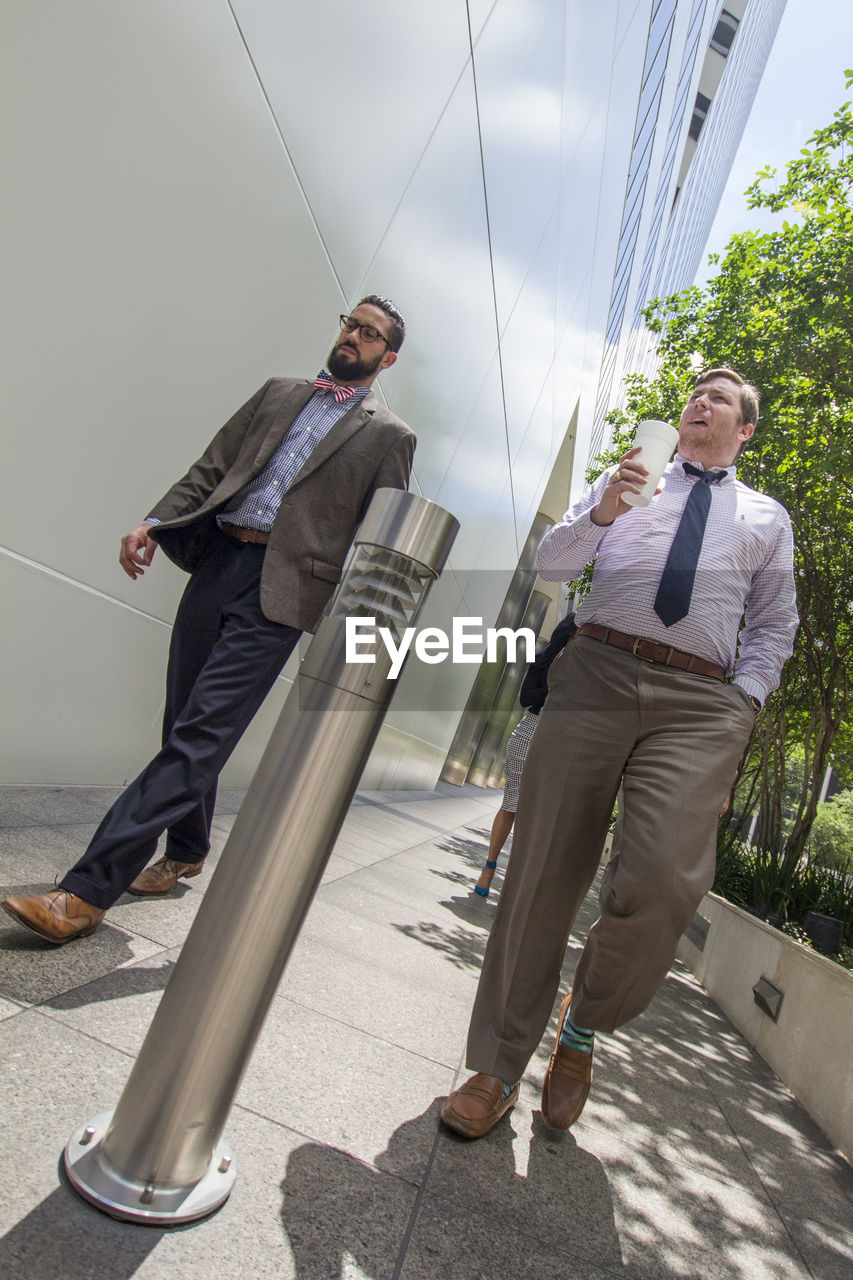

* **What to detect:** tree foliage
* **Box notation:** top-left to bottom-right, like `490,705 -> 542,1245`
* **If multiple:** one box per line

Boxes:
592,100 -> 853,898
810,789 -> 853,871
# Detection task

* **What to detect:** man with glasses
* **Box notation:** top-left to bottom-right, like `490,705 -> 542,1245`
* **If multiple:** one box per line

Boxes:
4,297 -> 414,944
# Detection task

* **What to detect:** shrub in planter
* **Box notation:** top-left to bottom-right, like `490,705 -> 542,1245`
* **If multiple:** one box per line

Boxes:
713,833 -> 753,909
714,825 -> 853,969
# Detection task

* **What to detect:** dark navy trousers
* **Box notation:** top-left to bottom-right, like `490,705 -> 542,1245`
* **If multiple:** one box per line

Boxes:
61,531 -> 301,909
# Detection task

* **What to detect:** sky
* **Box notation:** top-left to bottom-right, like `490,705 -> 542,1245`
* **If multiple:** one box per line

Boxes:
698,0 -> 851,283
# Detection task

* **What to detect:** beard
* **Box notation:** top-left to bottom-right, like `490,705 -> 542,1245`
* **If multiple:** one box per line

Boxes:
326,340 -> 385,383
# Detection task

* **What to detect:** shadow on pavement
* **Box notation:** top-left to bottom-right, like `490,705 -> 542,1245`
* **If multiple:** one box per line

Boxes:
278,1100 -> 626,1279
0,1180 -> 165,1280
43,960 -> 176,1011
394,914 -> 489,974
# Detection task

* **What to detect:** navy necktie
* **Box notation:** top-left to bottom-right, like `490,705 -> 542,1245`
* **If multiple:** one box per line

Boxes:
653,463 -> 727,627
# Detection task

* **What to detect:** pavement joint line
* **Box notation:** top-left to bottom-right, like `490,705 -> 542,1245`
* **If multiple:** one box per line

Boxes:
568,1106 -> 771,1200
64,919 -> 197,952
390,1102 -> 447,1279
231,1099 -> 427,1194
6,1002 -> 140,1063
267,993 -> 461,1073
351,798 -> 495,840
330,825 -> 495,865
276,932 -> 482,1008
695,1053 -> 840,1261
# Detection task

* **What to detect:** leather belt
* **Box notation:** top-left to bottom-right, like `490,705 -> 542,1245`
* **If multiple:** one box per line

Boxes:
579,623 -> 726,681
221,521 -> 270,545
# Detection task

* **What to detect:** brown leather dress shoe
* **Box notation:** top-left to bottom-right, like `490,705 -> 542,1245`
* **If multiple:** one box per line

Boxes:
541,992 -> 594,1131
440,1073 -> 520,1139
3,890 -> 105,944
128,856 -> 204,896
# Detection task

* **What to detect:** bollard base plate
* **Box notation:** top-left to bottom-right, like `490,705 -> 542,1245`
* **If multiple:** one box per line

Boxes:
63,1111 -> 236,1226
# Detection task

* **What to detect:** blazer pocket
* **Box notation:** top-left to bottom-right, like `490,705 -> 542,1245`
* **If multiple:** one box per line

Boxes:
311,558 -> 343,584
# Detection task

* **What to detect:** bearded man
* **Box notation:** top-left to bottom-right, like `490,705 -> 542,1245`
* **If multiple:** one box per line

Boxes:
5,297 -> 414,943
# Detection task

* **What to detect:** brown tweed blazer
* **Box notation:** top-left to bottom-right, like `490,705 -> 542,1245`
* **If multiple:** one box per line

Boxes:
147,377 -> 416,631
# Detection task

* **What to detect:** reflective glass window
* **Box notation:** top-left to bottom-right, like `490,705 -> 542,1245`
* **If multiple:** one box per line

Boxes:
710,9 -> 740,58
688,90 -> 712,142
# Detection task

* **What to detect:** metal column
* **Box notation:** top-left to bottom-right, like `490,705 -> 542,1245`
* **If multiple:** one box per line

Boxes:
64,489 -> 459,1225
440,511 -> 552,784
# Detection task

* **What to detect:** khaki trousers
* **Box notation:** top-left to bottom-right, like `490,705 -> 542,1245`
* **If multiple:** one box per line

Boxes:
466,635 -> 755,1083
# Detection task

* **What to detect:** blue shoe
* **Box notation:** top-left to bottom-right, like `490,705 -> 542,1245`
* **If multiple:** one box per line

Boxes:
473,860 -> 498,897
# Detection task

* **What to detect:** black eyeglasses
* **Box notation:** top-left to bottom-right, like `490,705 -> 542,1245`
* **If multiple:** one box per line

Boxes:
339,315 -> 391,348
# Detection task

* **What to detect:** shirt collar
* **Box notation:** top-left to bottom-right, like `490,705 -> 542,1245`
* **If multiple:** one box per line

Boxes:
671,452 -> 736,485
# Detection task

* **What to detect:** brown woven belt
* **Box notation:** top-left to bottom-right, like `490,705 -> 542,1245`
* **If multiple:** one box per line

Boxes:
221,521 -> 270,545
579,623 -> 726,681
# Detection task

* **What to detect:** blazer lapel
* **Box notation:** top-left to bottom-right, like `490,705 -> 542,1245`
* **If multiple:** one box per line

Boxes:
285,394 -> 378,491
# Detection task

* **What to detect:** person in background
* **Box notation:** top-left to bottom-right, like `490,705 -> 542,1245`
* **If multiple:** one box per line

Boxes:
474,614 -> 577,898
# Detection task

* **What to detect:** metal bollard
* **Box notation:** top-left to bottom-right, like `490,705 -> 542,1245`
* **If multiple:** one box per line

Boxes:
63,489 -> 459,1225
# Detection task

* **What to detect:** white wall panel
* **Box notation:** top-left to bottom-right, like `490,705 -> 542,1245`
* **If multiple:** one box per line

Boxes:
0,550 -> 301,787
510,366 -> 559,523
3,0 -> 771,791
353,73 -> 501,508
363,567 -> 497,790
467,0 -> 501,38
552,320 -> 600,495
559,2 -> 653,472
428,360 -> 515,567
0,554 -> 171,784
498,215 -> 561,465
2,0 -> 347,619
230,0 -> 476,300
551,3 -> 626,470
474,0 -> 564,326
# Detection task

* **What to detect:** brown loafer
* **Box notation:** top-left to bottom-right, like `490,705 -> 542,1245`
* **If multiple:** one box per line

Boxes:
3,890 -> 105,944
441,1073 -> 519,1139
541,992 -> 594,1131
128,856 -> 204,896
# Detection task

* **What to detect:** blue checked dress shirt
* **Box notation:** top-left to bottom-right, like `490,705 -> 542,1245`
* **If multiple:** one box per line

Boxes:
216,374 -> 370,531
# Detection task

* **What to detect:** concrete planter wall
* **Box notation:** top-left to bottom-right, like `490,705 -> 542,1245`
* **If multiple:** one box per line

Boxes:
677,892 -> 853,1164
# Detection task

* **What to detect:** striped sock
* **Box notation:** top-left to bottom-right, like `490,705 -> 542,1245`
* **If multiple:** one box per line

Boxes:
559,1010 -> 595,1054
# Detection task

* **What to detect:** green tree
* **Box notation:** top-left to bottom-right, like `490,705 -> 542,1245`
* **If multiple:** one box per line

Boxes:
590,97 -> 853,906
810,789 -> 853,871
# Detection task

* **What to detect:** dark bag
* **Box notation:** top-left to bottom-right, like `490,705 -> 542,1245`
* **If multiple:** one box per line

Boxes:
519,613 -> 576,714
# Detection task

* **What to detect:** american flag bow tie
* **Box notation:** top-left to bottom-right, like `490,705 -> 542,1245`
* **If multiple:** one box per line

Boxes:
314,375 -> 356,403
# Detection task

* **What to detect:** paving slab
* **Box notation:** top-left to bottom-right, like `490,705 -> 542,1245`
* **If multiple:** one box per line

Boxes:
0,823 -> 94,884
783,1216 -> 853,1280
238,998 -> 453,1183
275,931 -> 475,1065
1,782 -> 850,1280
0,785 -> 125,829
401,1195 -> 637,1280
576,1122 -> 812,1280
38,949 -> 178,1057
0,908 -> 166,1007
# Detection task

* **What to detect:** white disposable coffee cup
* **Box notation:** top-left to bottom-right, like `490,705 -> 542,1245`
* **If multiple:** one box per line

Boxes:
622,419 -> 680,507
